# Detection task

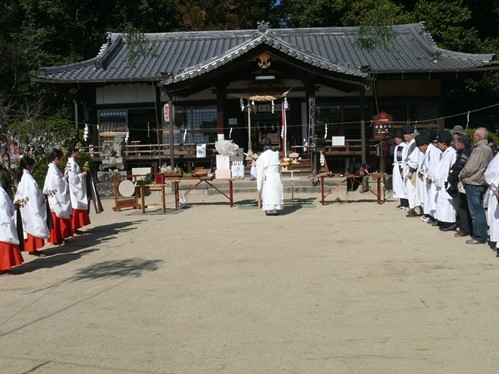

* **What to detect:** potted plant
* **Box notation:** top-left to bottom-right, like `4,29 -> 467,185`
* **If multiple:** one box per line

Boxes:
135,178 -> 153,196
163,167 -> 183,178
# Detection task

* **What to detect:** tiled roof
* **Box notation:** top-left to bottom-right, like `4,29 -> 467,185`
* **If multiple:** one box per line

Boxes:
35,22 -> 498,85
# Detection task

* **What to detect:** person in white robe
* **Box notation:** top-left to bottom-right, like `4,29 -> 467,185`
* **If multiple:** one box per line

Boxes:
402,124 -> 422,217
0,185 -> 23,274
433,131 -> 457,230
43,148 -> 72,244
256,142 -> 284,216
66,142 -> 91,233
420,129 -> 440,224
484,152 -> 499,252
15,156 -> 50,256
392,129 -> 408,210
414,135 -> 431,219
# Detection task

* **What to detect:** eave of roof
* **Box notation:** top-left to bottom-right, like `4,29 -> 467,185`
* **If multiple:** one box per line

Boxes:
161,28 -> 367,86
33,22 -> 499,87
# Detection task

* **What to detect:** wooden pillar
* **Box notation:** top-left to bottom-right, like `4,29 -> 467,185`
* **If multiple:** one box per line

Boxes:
360,89 -> 367,165
154,85 -> 162,145
168,96 -> 175,167
306,83 -> 316,145
216,83 -> 226,136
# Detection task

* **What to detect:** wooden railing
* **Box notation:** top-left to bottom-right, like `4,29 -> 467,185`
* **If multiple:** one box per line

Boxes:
88,142 -> 217,161
88,140 -> 382,170
323,139 -> 380,157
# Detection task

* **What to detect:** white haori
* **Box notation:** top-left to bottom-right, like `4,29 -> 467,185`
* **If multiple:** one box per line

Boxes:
43,163 -> 72,219
67,156 -> 89,210
0,186 -> 19,245
15,169 -> 50,239
433,147 -> 457,223
485,153 -> 499,244
391,143 -> 406,199
402,139 -> 421,209
422,144 -> 440,215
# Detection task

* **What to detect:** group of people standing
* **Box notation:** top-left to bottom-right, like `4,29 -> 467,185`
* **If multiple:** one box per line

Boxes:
392,123 -> 499,255
0,143 -> 92,275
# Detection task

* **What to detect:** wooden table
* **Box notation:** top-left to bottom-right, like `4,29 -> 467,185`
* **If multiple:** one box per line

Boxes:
281,169 -> 296,206
169,177 -> 235,208
139,184 -> 167,213
316,173 -> 389,205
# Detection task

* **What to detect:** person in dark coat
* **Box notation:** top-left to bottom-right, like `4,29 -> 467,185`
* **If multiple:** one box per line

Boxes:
448,134 -> 473,237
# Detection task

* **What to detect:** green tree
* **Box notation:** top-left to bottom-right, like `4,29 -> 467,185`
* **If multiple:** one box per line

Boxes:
174,0 -> 281,30
413,0 -> 479,52
278,0 -> 344,28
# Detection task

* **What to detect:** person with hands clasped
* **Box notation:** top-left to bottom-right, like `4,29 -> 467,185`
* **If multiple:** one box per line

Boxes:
0,184 -> 23,275
66,142 -> 91,235
43,148 -> 72,245
14,156 -> 50,257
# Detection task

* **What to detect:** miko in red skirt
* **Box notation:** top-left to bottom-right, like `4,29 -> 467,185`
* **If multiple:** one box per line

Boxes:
15,156 -> 50,257
66,143 -> 91,235
43,149 -> 73,245
0,185 -> 23,275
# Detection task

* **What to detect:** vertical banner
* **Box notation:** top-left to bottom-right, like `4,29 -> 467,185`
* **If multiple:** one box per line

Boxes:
281,97 -> 288,158
163,103 -> 170,122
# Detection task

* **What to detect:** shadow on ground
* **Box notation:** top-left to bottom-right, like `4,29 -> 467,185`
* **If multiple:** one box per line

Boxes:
237,197 -> 317,215
13,221 -> 143,275
70,257 -> 162,281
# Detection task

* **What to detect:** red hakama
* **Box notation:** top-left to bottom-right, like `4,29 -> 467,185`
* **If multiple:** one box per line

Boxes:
48,212 -> 72,244
71,208 -> 91,232
24,234 -> 45,253
0,241 -> 23,271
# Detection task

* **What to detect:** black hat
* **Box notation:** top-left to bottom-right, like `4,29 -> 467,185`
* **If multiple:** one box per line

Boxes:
394,128 -> 404,139
424,128 -> 437,143
263,136 -> 272,150
402,124 -> 414,135
437,130 -> 453,145
415,134 -> 429,147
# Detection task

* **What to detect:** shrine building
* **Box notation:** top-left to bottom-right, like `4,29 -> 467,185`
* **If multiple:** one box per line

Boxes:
34,22 -> 499,171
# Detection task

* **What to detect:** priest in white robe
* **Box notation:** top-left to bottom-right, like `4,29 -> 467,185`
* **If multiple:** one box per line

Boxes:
402,124 -> 422,216
392,129 -> 408,210
421,129 -> 440,224
484,152 -> 499,250
433,131 -> 457,230
256,140 -> 284,216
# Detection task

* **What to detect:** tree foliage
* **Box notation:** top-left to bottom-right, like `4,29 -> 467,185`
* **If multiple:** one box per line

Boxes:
173,0 -> 281,30
2,0 -> 499,159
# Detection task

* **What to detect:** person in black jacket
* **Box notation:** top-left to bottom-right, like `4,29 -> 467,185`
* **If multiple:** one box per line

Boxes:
448,133 -> 472,237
